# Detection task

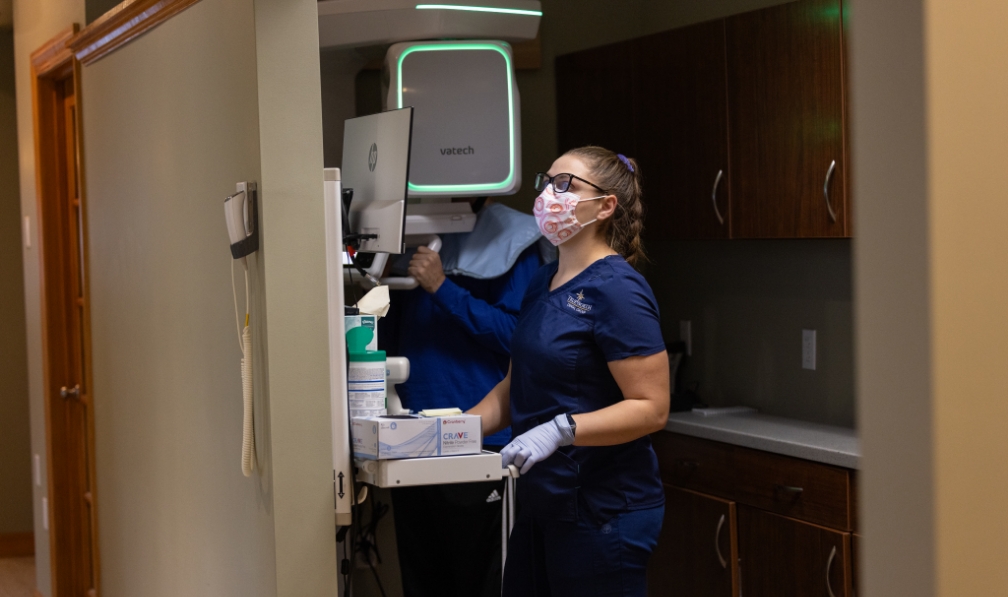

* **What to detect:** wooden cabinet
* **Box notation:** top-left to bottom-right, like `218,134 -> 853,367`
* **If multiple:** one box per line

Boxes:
554,0 -> 851,239
633,21 -> 731,240
555,42 -> 637,156
649,486 -> 738,597
725,0 -> 848,238
737,505 -> 852,597
653,432 -> 852,530
649,433 -> 857,597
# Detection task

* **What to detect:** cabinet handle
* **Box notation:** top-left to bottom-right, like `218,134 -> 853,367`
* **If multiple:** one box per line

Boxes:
676,459 -> 700,469
824,160 -> 838,223
715,514 -> 727,569
825,545 -> 838,597
60,384 -> 80,400
775,484 -> 804,495
711,169 -> 725,225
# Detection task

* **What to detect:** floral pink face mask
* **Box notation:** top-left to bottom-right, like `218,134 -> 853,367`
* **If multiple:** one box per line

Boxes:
533,186 -> 604,246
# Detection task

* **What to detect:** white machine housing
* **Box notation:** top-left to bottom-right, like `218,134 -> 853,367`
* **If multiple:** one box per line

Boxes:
405,202 -> 478,235
386,40 -> 522,198
318,0 -> 542,50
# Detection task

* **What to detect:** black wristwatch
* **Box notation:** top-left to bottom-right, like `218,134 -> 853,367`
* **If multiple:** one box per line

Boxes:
565,413 -> 577,438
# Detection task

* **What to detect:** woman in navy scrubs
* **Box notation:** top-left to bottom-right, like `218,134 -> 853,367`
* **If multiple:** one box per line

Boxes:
469,146 -> 670,596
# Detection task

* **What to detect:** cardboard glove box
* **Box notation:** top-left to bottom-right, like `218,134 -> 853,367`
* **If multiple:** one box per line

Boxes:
351,414 -> 482,460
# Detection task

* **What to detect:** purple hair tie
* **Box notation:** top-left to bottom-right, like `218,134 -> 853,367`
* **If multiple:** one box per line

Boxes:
617,153 -> 635,173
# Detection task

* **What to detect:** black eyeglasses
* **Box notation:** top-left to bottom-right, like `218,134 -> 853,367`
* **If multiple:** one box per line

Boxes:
534,172 -> 607,194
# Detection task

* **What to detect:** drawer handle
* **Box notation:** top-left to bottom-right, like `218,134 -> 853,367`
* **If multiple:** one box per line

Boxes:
775,484 -> 804,496
826,545 -> 837,597
824,160 -> 838,223
676,459 -> 700,469
711,169 -> 725,225
715,514 -> 727,569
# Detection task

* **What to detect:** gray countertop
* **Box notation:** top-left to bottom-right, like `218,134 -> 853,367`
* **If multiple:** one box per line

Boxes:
662,411 -> 860,469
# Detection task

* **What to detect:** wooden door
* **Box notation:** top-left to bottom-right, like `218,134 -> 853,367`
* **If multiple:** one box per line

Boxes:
555,41 -> 637,156
726,0 -> 848,238
634,21 -> 731,240
737,505 -> 851,597
32,28 -> 99,597
648,486 -> 738,597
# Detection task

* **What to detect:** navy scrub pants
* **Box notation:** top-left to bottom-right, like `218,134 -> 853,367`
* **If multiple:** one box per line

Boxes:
502,505 -> 665,597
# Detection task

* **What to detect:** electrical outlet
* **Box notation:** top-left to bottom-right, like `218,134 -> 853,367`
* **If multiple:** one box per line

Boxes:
680,320 -> 692,356
802,329 -> 817,370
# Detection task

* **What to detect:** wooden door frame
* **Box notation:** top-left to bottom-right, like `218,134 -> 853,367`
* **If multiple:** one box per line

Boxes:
30,24 -> 101,597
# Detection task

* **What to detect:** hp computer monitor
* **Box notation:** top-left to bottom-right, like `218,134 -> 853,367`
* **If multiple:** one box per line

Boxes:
342,107 -> 413,254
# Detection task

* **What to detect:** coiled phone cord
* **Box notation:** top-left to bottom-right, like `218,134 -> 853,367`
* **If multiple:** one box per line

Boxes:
231,257 -> 255,477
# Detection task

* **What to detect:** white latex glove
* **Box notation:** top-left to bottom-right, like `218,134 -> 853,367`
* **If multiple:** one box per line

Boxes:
501,414 -> 576,475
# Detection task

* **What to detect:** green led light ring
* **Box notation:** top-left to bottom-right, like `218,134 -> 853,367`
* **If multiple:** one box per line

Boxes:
396,43 -> 515,193
415,4 -> 542,16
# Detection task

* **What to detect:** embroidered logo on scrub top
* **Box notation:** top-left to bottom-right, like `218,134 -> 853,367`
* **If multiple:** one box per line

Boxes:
566,290 -> 593,314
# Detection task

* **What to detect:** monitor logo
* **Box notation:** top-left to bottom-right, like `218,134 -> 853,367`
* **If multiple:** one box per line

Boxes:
368,142 -> 378,172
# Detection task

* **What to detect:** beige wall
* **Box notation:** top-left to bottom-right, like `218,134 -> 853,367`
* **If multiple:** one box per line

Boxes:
0,27 -> 33,537
853,0 -> 1008,595
12,1 -> 86,594
925,0 -> 1008,594
850,0 -> 935,594
252,0 -> 337,594
80,0 -> 279,595
16,0 -> 337,594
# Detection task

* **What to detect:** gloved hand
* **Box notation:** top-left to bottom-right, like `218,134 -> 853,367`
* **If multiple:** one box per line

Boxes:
501,414 -> 576,475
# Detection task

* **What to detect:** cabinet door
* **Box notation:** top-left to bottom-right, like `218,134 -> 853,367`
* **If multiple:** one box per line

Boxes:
726,0 -> 848,238
555,41 -> 637,156
737,505 -> 852,597
851,533 -> 861,597
649,486 -> 739,597
634,21 -> 731,240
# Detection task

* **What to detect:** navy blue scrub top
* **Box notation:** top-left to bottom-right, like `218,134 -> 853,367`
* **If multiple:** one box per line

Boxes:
510,255 -> 666,524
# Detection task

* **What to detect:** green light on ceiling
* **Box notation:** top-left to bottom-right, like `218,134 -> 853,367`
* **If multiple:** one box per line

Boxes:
396,43 -> 516,194
415,4 -> 543,17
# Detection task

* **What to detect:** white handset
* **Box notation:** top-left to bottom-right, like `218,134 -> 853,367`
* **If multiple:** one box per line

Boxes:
224,190 -> 250,245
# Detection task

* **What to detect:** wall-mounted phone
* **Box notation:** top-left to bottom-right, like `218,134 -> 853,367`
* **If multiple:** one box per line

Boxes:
225,182 -> 259,260
225,182 -> 258,477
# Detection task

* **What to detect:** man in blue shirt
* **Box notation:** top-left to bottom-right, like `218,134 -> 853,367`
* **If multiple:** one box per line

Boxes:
380,200 -> 542,597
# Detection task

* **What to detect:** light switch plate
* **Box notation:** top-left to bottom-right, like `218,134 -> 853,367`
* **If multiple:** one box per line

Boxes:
802,329 -> 817,370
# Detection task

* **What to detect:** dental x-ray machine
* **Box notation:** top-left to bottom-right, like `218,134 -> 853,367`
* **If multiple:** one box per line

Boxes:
320,4 -> 540,592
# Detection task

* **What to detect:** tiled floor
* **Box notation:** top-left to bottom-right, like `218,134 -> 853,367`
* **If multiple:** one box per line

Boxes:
0,558 -> 35,597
